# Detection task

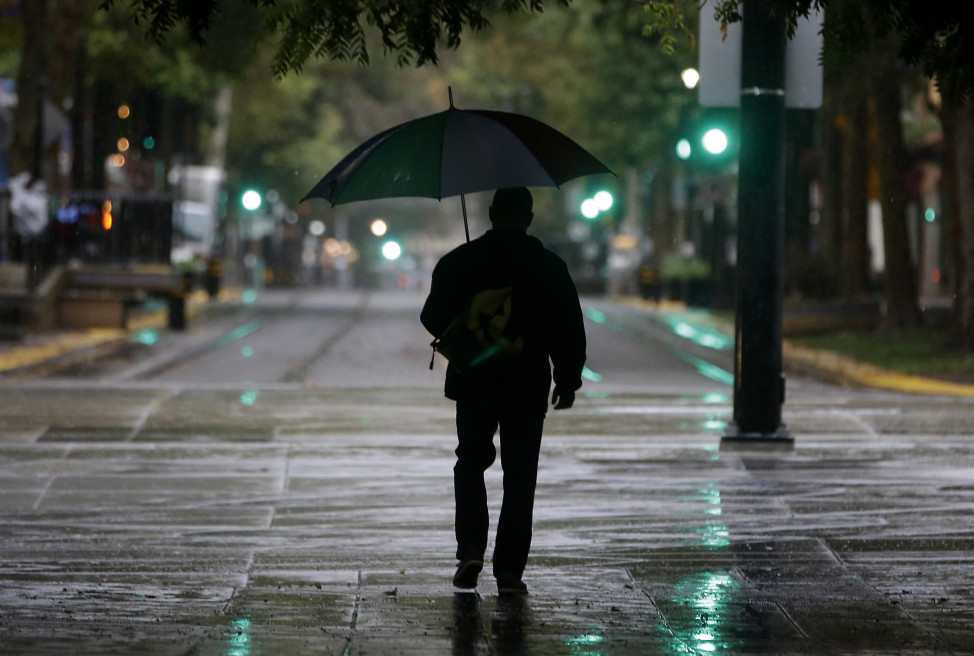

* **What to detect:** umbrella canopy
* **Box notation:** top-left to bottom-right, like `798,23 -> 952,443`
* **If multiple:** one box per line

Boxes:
302,95 -> 612,239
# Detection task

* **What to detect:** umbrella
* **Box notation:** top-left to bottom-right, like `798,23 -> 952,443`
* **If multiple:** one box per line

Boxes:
301,89 -> 613,241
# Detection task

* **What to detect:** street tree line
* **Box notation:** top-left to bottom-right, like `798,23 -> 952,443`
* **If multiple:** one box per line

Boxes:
5,0 -> 974,348
646,0 -> 974,346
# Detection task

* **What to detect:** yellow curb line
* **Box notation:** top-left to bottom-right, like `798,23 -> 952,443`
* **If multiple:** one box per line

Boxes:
0,329 -> 127,373
617,295 -> 974,399
0,289 -> 235,375
783,342 -> 974,398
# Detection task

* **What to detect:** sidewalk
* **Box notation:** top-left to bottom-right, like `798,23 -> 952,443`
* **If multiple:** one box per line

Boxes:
1,367 -> 973,654
1,293 -> 973,654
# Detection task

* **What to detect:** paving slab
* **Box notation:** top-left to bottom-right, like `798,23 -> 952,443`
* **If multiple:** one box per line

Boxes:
0,382 -> 972,655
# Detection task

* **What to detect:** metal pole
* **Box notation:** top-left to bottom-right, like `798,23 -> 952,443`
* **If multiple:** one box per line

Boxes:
723,1 -> 792,442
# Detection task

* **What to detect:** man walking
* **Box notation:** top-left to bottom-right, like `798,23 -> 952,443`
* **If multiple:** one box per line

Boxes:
421,187 -> 587,594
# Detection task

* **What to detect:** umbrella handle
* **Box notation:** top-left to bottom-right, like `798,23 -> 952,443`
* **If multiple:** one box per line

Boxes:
461,193 -> 470,242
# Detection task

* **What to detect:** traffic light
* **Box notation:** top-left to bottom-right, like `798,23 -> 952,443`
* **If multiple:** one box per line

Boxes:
241,189 -> 262,211
381,240 -> 402,261
580,190 -> 614,220
702,128 -> 729,155
674,108 -> 738,166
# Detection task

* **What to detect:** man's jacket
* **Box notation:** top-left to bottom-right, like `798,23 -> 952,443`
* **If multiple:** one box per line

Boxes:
421,229 -> 586,414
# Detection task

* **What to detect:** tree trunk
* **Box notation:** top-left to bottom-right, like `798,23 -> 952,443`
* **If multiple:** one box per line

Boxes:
10,0 -> 50,180
50,0 -> 92,192
941,103 -> 974,348
819,96 -> 844,259
841,91 -> 871,298
871,58 -> 920,327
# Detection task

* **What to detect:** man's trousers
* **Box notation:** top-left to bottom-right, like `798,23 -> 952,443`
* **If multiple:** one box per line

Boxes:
453,397 -> 545,579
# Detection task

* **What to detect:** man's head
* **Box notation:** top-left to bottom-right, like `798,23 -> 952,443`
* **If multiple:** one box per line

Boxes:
489,187 -> 533,231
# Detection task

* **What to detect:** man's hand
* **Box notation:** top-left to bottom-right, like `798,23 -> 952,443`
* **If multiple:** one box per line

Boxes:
551,387 -> 575,410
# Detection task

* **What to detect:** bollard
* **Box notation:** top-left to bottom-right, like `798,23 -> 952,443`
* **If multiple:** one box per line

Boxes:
168,294 -> 186,331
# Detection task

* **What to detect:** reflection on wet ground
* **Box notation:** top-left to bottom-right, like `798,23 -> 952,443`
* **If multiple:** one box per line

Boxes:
1,385 -> 973,653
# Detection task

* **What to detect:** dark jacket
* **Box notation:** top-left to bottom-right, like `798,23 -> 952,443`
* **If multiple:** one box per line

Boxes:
421,228 -> 586,413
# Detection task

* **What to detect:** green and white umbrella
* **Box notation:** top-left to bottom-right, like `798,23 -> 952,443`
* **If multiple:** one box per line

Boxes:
302,91 -> 612,241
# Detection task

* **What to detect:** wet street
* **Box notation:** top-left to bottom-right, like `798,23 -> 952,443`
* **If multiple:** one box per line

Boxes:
1,289 -> 973,654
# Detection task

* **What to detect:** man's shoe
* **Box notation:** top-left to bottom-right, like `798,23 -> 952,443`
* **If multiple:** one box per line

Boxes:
453,559 -> 483,589
495,572 -> 528,595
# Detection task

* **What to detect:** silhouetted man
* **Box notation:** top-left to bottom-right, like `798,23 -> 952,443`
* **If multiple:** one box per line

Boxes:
421,187 -> 586,594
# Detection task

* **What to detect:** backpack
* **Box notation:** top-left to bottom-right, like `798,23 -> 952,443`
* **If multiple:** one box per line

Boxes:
429,286 -> 524,374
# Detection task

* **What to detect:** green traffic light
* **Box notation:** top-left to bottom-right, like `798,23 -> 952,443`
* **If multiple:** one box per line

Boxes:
676,138 -> 692,160
581,191 -> 613,220
594,191 -> 613,212
381,240 -> 402,261
241,189 -> 262,211
580,198 -> 599,219
702,128 -> 729,155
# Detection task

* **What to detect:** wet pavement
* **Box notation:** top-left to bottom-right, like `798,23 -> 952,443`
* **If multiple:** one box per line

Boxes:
1,292 -> 973,654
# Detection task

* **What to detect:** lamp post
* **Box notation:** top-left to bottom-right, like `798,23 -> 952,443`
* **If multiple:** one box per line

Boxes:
723,2 -> 791,441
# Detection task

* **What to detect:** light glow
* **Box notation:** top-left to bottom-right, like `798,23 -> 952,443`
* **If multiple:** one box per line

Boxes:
702,129 -> 729,155
381,240 -> 402,261
241,190 -> 262,211
581,198 -> 599,219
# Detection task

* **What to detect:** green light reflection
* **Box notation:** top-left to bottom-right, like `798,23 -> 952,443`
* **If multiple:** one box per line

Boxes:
242,289 -> 259,304
666,478 -> 737,655
240,389 -> 259,406
566,631 -> 605,655
241,346 -> 254,357
701,392 -> 730,404
668,349 -> 734,385
224,616 -> 253,656
659,315 -> 733,351
130,329 -> 159,346
582,366 -> 604,383
700,419 -> 727,433
670,572 -> 740,655
584,308 -> 608,324
217,320 -> 261,347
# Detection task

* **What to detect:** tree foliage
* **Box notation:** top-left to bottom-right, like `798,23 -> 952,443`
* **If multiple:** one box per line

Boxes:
100,0 -> 569,76
449,3 -> 693,172
643,0 -> 974,103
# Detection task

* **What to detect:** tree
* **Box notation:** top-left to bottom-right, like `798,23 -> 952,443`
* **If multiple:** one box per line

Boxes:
939,104 -> 974,348
657,0 -> 974,103
647,0 -> 973,341
869,39 -> 921,327
445,2 -> 694,288
9,0 -> 50,180
100,0 -> 569,76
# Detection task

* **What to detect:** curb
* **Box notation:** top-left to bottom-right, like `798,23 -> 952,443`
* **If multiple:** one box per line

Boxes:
782,341 -> 974,398
0,290 -> 230,380
617,295 -> 974,399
